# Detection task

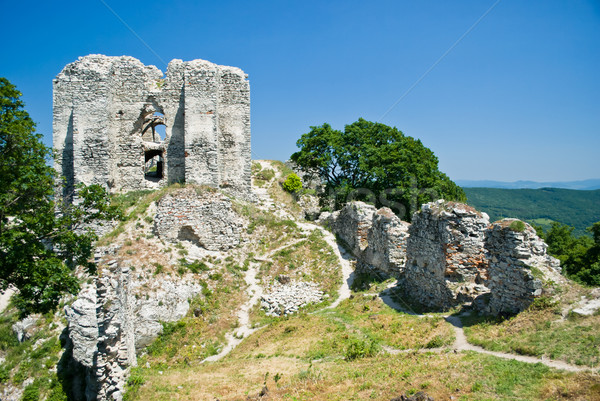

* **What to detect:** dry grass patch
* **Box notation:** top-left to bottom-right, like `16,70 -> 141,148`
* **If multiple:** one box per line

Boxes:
129,352 -> 600,401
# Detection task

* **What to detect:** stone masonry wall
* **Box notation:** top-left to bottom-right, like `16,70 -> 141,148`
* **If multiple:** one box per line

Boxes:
402,200 -> 491,310
53,55 -> 251,199
330,202 -> 410,279
153,187 -> 243,251
332,201 -> 376,256
485,219 -> 562,315
361,207 -> 410,278
328,199 -> 561,315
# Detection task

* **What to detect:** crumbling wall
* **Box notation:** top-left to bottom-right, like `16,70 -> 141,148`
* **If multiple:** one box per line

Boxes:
485,219 -> 562,315
53,55 -> 251,199
329,202 -> 410,278
65,247 -> 205,401
153,187 -> 243,251
361,207 -> 410,278
332,201 -> 376,256
401,200 -> 490,310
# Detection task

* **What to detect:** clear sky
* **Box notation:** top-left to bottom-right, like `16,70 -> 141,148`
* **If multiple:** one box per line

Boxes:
1,0 -> 598,182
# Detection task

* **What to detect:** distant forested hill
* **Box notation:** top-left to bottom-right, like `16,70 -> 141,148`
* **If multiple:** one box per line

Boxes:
463,187 -> 600,236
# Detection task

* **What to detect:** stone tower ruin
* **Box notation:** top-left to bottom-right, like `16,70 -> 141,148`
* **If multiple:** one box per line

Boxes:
53,55 -> 251,198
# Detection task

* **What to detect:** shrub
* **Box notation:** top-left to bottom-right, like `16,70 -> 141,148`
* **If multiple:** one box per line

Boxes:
344,337 -> 379,361
282,173 -> 303,193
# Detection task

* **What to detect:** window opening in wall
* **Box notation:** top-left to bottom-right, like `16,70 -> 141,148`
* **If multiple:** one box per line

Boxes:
142,112 -> 166,142
144,150 -> 164,180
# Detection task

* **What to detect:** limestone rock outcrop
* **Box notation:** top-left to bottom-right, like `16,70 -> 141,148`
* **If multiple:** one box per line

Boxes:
154,187 -> 243,251
65,255 -> 204,401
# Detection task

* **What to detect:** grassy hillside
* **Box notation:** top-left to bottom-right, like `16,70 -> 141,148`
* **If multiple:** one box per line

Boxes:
463,187 -> 600,236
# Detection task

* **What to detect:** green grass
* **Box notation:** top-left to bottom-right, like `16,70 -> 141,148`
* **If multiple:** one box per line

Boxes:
0,309 -> 69,400
462,308 -> 600,366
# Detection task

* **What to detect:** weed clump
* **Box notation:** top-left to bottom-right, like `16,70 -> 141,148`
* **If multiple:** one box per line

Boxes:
509,220 -> 526,232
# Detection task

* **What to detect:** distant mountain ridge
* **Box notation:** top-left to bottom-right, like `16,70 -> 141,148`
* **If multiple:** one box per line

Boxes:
456,178 -> 600,190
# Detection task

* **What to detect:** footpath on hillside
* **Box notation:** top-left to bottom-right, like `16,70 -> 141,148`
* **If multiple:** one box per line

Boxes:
204,160 -> 596,373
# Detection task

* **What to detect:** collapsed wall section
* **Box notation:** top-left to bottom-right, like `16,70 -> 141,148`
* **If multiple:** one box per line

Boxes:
331,201 -> 376,256
153,187 -> 243,251
361,207 -> 410,278
329,202 -> 410,279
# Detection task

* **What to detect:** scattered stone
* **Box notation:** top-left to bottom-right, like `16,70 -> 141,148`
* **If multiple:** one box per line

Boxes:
12,316 -> 38,343
261,281 -> 324,316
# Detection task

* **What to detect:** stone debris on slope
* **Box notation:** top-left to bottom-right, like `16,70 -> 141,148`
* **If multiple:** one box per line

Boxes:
261,281 -> 325,316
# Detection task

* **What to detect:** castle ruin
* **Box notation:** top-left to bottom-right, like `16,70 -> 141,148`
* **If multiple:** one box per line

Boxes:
53,55 -> 251,198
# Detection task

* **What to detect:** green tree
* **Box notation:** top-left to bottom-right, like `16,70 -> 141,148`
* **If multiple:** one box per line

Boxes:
0,78 -> 119,316
544,221 -> 599,286
290,118 -> 465,219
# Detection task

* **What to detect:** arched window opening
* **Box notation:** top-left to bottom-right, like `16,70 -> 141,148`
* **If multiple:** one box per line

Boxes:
142,112 -> 166,143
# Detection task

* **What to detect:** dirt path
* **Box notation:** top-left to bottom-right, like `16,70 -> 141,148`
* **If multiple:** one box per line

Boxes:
208,162 -> 595,373
203,161 -> 355,362
369,280 -> 594,372
202,263 -> 263,363
443,315 -> 592,372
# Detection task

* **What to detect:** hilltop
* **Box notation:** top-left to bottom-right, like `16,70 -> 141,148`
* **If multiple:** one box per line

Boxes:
1,161 -> 599,401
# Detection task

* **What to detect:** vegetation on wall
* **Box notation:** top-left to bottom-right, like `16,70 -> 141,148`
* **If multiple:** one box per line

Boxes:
290,118 -> 465,220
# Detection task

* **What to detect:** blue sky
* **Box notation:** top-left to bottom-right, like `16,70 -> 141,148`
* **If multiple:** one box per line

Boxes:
1,0 -> 598,182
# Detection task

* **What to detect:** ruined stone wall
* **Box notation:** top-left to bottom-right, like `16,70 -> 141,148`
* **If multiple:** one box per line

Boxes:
332,201 -> 376,256
402,201 -> 490,310
65,247 -> 205,401
153,187 -> 243,251
485,219 -> 561,315
361,207 -> 410,278
329,200 -> 561,315
329,202 -> 410,279
54,55 -> 251,198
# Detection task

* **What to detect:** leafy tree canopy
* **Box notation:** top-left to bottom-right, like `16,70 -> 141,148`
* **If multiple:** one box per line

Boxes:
290,118 -> 465,220
0,77 -> 119,316
544,221 -> 600,286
